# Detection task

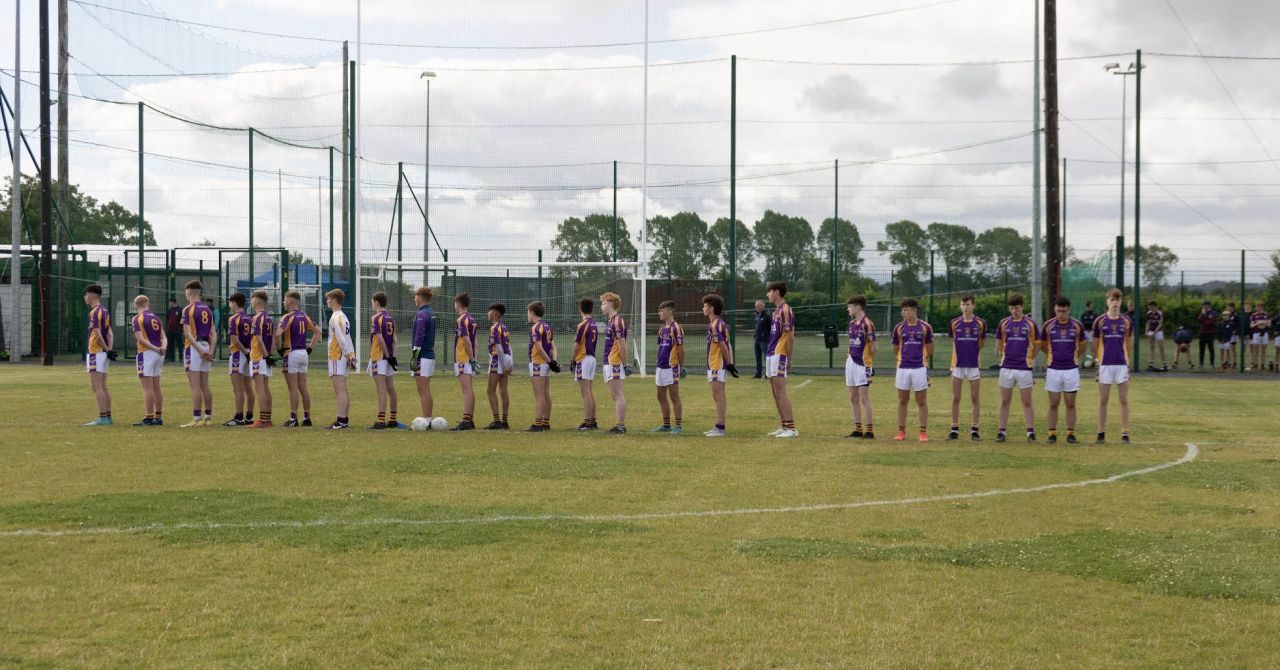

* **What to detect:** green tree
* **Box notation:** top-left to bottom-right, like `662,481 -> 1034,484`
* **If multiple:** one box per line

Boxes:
706,217 -> 754,280
647,211 -> 713,281
0,176 -> 157,246
1125,244 -> 1179,293
549,213 -> 637,280
974,227 -> 1031,287
754,210 -> 815,288
1264,251 -> 1280,310
876,219 -> 929,295
926,222 -> 977,287
816,217 -> 864,276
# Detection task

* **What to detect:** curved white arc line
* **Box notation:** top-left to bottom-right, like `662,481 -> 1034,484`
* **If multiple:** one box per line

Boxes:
0,444 -> 1199,539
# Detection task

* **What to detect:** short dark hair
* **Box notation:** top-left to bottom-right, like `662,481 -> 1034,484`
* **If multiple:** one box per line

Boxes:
766,281 -> 787,297
1085,301 -> 1093,307
228,292 -> 246,308
847,294 -> 867,308
1007,293 -> 1025,307
1106,288 -> 1123,300
659,300 -> 676,311
960,295 -> 975,304
184,279 -> 203,292
527,301 -> 545,317
900,298 -> 919,309
702,294 -> 724,315
488,302 -> 506,316
251,290 -> 269,303
1147,300 -> 1158,307
372,291 -> 388,308
168,298 -> 178,304
580,298 -> 594,315
1054,296 -> 1071,308
84,284 -> 103,296
1202,301 -> 1212,307
454,292 -> 470,308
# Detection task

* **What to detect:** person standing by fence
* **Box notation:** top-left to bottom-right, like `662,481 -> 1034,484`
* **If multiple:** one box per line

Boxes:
165,298 -> 182,363
753,300 -> 769,378
1197,301 -> 1218,369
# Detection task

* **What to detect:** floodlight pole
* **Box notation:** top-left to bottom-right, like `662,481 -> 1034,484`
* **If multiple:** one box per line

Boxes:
9,0 -> 20,362
1133,48 -> 1143,372
728,54 -> 737,350
39,0 -> 53,364
1030,0 -> 1043,330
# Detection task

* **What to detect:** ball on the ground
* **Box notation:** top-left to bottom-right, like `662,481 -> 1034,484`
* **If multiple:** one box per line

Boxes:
410,417 -> 430,432
431,416 -> 449,431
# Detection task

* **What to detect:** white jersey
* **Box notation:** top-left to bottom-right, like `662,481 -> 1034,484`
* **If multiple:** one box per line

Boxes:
327,310 -> 355,362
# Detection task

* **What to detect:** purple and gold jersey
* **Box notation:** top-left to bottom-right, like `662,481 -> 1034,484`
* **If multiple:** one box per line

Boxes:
949,316 -> 986,369
893,320 -> 933,369
370,310 -> 395,361
250,311 -> 274,361
279,309 -> 315,352
132,309 -> 164,353
1250,310 -> 1270,333
489,320 -> 511,358
1042,317 -> 1085,371
604,315 -> 627,365
997,316 -> 1039,371
228,311 -> 253,353
1145,309 -> 1164,334
182,300 -> 214,341
656,321 -> 684,370
87,304 -> 110,354
529,319 -> 553,364
848,315 -> 876,367
1093,314 -> 1132,366
454,312 -> 477,361
707,317 -> 730,371
572,319 -> 598,363
766,302 -> 795,356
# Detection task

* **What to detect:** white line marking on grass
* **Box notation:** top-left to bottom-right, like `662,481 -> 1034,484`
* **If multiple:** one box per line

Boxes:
795,379 -> 813,388
0,444 -> 1199,539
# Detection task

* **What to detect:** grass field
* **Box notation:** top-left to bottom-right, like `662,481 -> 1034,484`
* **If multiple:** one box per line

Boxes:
2,364 -> 1279,667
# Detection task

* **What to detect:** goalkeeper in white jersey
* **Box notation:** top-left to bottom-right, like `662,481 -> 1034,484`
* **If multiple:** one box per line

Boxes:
325,288 -> 358,429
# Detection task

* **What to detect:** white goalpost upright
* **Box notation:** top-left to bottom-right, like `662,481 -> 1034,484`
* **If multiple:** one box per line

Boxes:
356,259 -> 647,376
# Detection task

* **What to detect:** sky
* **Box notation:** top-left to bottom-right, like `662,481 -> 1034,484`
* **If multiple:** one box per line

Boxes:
3,0 -> 1279,283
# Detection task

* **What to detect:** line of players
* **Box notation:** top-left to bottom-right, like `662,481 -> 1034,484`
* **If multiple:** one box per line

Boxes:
78,279 -> 1133,442
845,287 -> 1134,445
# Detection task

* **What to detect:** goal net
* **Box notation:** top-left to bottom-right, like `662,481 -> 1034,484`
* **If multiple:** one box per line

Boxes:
356,260 -> 648,376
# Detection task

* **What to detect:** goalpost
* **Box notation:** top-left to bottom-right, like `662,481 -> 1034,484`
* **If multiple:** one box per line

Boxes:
354,260 -> 648,377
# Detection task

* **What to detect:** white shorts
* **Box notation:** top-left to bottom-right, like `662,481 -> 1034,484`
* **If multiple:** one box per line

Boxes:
1148,331 -> 1164,342
85,352 -> 109,374
998,368 -> 1034,390
1045,367 -> 1081,393
894,367 -> 929,392
951,366 -> 981,381
529,362 -> 550,378
285,349 -> 309,374
411,358 -> 436,378
1229,335 -> 1240,345
603,362 -> 626,382
228,351 -> 250,376
573,355 -> 596,381
845,358 -> 869,387
1220,341 -> 1234,351
328,358 -> 352,377
765,354 -> 788,379
490,353 -> 514,375
1084,330 -> 1095,343
655,367 -> 679,387
184,343 -> 212,373
1275,337 -> 1280,348
707,368 -> 727,383
1250,333 -> 1269,345
136,350 -> 163,378
250,359 -> 272,378
368,359 -> 395,377
1097,364 -> 1130,385
454,361 -> 474,377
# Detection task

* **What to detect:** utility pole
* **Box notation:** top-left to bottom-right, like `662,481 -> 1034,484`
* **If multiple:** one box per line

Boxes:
1043,0 -> 1061,301
56,0 -> 68,250
40,0 -> 54,364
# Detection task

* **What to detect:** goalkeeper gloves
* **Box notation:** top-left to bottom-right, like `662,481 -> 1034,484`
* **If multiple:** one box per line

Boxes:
678,366 -> 688,379
867,366 -> 875,377
106,349 -> 119,361
264,355 -> 278,368
387,356 -> 399,371
305,346 -> 312,355
725,362 -> 740,378
548,360 -> 562,373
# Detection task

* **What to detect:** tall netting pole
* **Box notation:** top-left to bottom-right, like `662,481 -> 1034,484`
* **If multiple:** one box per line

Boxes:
9,0 -> 21,363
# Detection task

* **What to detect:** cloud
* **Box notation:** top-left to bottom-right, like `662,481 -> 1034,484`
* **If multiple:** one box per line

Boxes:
800,73 -> 895,115
938,66 -> 1009,100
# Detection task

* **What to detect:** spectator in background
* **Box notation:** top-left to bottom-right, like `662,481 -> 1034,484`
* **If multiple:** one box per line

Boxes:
1171,324 -> 1193,370
165,298 -> 182,363
1080,301 -> 1098,367
1196,301 -> 1218,369
1247,301 -> 1270,371
1273,304 -> 1280,371
1219,303 -> 1239,370
753,300 -> 769,378
1145,300 -> 1167,372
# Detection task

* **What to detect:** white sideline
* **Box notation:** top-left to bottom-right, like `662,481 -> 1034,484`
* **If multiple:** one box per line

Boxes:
0,444 -> 1199,539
